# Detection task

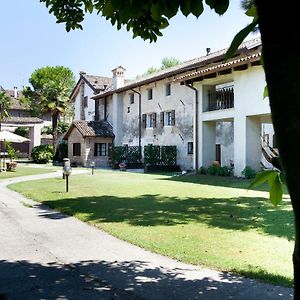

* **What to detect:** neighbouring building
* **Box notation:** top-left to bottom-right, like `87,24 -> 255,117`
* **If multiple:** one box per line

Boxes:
0,86 -> 51,156
67,36 -> 277,175
63,120 -> 114,167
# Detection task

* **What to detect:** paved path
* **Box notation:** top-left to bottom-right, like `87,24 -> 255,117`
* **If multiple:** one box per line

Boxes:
0,172 -> 293,300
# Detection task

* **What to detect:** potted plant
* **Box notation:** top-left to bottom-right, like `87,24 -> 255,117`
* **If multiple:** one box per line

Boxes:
119,161 -> 127,171
5,142 -> 17,171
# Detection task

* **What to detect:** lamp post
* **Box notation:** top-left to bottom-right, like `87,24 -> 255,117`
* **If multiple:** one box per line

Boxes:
62,158 -> 72,192
90,161 -> 95,175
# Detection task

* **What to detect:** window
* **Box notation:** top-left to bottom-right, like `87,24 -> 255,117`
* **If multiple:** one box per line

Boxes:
129,93 -> 134,104
94,143 -> 107,156
83,96 -> 88,108
148,88 -> 153,100
146,113 -> 156,128
164,110 -> 175,126
127,106 -> 130,113
187,142 -> 193,154
73,143 -> 81,156
165,83 -> 171,96
165,111 -> 172,125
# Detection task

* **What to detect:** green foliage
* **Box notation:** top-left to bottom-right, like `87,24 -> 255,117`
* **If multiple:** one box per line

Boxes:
31,144 -> 53,164
5,141 -> 16,160
198,166 -> 207,174
161,145 -> 177,166
14,127 -> 29,138
0,91 -> 11,120
144,145 -> 161,165
41,0 -> 229,42
41,126 -> 53,135
207,164 -> 232,176
57,121 -> 69,134
137,57 -> 181,78
241,166 -> 257,179
54,142 -> 68,162
249,170 -> 286,206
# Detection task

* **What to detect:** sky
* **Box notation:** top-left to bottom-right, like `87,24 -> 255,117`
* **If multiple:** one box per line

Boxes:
0,0 -> 258,89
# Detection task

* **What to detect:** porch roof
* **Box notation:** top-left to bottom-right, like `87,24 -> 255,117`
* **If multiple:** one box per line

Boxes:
64,120 -> 114,139
1,116 -> 43,124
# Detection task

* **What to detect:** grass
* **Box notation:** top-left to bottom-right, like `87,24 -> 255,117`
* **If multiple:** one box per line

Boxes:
9,170 -> 294,287
0,164 -> 57,180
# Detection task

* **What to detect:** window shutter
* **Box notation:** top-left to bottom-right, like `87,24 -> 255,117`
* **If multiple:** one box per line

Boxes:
84,96 -> 88,108
142,114 -> 147,128
171,110 -> 175,125
160,112 -> 164,128
108,143 -> 112,158
152,113 -> 157,128
94,143 -> 98,156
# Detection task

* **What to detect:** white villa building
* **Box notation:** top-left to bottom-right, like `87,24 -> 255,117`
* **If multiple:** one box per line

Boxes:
67,37 -> 276,175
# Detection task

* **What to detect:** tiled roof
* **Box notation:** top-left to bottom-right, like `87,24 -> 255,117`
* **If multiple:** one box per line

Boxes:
82,74 -> 113,92
1,116 -> 43,124
3,89 -> 29,110
64,120 -> 114,139
93,37 -> 262,99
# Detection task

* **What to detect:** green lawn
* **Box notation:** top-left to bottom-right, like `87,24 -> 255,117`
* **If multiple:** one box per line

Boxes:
9,170 -> 294,287
0,164 -> 57,180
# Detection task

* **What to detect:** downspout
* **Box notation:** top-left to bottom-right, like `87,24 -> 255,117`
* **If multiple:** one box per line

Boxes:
185,82 -> 199,170
131,89 -> 142,162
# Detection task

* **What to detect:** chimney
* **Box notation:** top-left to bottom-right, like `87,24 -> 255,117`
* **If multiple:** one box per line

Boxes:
112,66 -> 126,89
206,48 -> 211,56
14,86 -> 18,98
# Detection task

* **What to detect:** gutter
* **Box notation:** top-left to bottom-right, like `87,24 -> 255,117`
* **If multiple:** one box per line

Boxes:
185,83 -> 199,170
131,89 -> 142,162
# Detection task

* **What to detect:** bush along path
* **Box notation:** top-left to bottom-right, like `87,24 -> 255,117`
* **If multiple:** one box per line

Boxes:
0,172 -> 293,300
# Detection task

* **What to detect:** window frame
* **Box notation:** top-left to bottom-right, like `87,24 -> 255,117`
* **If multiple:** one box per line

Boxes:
147,88 -> 153,100
73,143 -> 81,156
95,143 -> 107,156
187,142 -> 193,154
165,83 -> 171,96
129,93 -> 134,104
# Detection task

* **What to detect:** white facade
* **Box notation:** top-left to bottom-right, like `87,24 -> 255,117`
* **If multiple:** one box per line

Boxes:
194,65 -> 275,176
74,82 -> 96,121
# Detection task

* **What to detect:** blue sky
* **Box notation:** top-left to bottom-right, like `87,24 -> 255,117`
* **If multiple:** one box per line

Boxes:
0,0 -> 257,89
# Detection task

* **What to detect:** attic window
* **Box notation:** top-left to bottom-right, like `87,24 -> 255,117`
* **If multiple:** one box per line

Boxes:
95,80 -> 98,84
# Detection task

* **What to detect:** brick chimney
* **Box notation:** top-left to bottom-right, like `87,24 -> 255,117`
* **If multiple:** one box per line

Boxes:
112,66 -> 126,89
14,86 -> 18,98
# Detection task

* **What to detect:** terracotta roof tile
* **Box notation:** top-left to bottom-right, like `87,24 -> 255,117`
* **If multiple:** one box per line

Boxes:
64,120 -> 114,139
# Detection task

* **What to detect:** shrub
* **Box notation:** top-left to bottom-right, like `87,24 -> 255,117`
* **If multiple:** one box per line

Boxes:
41,126 -> 52,135
198,166 -> 207,174
31,145 -> 53,164
241,166 -> 257,179
207,164 -> 220,176
207,164 -> 232,176
217,166 -> 232,177
54,142 -> 68,162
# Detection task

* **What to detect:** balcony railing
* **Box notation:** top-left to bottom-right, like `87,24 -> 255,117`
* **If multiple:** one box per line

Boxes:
207,86 -> 234,112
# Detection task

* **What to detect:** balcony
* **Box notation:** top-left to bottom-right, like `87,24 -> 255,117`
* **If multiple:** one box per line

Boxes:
206,86 -> 234,112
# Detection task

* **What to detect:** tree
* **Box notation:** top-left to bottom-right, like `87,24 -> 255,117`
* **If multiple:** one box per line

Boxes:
0,90 -> 11,125
41,0 -> 300,296
137,57 -> 181,78
23,66 -> 75,154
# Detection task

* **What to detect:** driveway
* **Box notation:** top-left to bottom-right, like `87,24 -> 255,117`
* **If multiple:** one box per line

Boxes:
0,171 -> 293,299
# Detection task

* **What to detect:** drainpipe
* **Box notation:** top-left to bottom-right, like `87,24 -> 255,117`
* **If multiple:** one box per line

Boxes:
185,82 -> 199,170
131,89 -> 142,162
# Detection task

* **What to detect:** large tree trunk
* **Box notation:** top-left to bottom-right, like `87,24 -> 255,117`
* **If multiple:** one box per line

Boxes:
256,1 -> 300,297
52,110 -> 59,157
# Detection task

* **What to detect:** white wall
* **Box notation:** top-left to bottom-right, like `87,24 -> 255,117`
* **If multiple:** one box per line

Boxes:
74,82 -> 96,121
117,79 -> 195,170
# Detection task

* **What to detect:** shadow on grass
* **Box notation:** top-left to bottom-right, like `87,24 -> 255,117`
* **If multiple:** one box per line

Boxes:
160,174 -> 289,193
42,194 -> 294,240
0,259 -> 293,300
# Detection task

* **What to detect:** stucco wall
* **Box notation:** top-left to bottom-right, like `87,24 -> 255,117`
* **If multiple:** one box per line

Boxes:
74,83 -> 96,121
119,79 -> 194,170
67,127 -> 112,167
